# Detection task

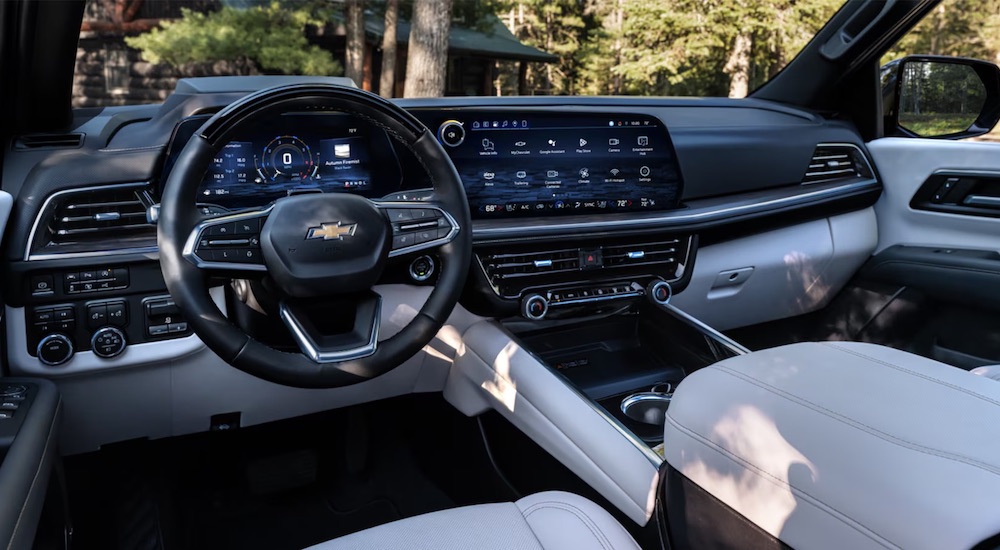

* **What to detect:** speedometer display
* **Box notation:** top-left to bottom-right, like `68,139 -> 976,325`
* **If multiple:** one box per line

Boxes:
260,136 -> 316,181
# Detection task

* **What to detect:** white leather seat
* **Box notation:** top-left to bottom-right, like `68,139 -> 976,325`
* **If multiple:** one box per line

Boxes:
304,491 -> 641,550
664,341 -> 1000,550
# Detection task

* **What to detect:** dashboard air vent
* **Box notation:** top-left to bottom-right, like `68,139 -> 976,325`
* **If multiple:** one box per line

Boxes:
28,185 -> 156,259
602,239 -> 682,268
14,133 -> 85,150
478,236 -> 692,299
801,144 -> 873,185
482,248 -> 582,283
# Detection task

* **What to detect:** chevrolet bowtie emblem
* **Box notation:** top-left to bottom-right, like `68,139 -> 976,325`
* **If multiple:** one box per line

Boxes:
305,222 -> 357,241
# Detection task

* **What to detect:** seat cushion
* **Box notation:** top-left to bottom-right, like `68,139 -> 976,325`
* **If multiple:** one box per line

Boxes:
305,491 -> 641,550
664,341 -> 1000,550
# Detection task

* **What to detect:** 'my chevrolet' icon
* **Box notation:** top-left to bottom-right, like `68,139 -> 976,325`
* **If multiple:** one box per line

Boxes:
305,222 -> 357,241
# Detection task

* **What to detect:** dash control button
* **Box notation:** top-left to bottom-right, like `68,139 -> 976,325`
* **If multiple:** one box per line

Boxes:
31,275 -> 54,295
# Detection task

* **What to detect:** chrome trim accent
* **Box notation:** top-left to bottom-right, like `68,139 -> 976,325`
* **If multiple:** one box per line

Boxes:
146,204 -> 160,224
649,280 -> 672,305
36,333 -> 73,366
620,392 -> 673,425
374,201 -> 461,257
278,298 -> 380,363
533,259 -> 553,268
25,181 -> 152,261
93,212 -> 121,221
181,207 -> 272,272
408,255 -> 436,282
471,179 -> 878,239
963,195 -> 1000,208
656,302 -> 750,356
626,251 -> 645,259
550,287 -> 644,307
90,327 -> 126,359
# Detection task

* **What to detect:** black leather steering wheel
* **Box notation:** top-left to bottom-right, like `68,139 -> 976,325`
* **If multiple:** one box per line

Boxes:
158,84 -> 472,388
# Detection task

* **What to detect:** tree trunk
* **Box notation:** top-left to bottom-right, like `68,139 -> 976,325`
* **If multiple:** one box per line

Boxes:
378,0 -> 398,98
403,0 -> 453,98
345,0 -> 365,85
724,33 -> 752,98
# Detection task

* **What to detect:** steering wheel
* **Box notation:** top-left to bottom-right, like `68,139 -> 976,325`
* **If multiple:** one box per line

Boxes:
157,84 -> 472,388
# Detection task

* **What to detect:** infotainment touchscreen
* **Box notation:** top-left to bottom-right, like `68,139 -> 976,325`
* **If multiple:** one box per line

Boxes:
428,112 -> 683,218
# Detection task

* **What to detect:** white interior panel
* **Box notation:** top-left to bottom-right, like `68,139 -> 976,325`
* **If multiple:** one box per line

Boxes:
670,208 -> 876,331
867,137 -> 1000,253
444,321 -> 661,526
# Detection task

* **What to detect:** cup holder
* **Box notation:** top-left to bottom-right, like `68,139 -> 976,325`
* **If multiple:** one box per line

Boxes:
621,392 -> 672,425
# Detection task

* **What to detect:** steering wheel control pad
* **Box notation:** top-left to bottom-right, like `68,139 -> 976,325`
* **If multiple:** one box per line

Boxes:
261,194 -> 390,297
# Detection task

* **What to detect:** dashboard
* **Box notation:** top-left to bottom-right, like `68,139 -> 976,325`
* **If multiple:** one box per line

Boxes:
0,77 -> 883,455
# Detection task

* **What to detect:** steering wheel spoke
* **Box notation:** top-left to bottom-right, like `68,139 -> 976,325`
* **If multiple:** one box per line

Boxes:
376,201 -> 460,258
279,294 -> 381,363
182,208 -> 271,272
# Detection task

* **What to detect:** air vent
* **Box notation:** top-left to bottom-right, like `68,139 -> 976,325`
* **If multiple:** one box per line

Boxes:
28,184 -> 155,259
478,236 -> 692,299
14,133 -> 84,150
802,144 -> 873,184
602,239 -> 681,268
482,248 -> 581,284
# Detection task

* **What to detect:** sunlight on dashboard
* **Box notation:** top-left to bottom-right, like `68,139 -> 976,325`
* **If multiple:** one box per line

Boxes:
783,250 -> 831,310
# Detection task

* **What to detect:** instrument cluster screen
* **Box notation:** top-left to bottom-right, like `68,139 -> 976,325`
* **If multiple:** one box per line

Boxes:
163,113 -> 400,213
426,112 -> 683,218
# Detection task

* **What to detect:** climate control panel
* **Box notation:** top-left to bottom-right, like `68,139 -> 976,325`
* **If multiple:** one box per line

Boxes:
26,293 -> 191,365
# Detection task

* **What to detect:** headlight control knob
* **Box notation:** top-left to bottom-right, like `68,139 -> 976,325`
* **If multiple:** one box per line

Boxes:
91,327 -> 127,359
37,333 -> 74,366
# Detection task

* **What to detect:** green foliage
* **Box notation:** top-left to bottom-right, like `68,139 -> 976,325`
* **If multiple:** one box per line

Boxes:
883,0 -> 1000,66
125,3 -> 342,76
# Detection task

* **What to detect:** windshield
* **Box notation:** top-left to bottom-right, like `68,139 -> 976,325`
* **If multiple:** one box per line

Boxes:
74,0 -> 845,108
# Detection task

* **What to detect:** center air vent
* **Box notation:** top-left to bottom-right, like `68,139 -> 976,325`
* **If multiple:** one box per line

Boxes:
28,184 -> 155,259
802,144 -> 874,184
478,236 -> 692,299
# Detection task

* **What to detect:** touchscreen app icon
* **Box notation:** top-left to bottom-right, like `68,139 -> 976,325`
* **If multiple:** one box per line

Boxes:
482,139 -> 495,151
546,170 -> 559,178
608,138 -> 620,146
637,136 -> 649,146
516,171 -> 527,179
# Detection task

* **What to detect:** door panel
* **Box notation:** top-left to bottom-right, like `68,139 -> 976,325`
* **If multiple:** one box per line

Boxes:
863,137 -> 1000,368
867,137 -> 1000,253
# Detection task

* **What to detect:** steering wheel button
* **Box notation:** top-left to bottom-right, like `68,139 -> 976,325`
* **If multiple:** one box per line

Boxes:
234,219 -> 260,234
207,223 -> 236,237
387,209 -> 412,222
232,249 -> 262,263
415,230 -> 435,244
392,234 -> 414,249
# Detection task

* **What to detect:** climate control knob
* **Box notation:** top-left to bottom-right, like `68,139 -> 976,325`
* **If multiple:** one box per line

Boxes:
37,333 -> 73,366
91,327 -> 127,359
521,294 -> 549,320
648,280 -> 672,305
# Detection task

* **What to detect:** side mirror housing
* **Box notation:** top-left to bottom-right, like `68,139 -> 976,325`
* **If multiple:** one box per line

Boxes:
882,55 -> 1000,139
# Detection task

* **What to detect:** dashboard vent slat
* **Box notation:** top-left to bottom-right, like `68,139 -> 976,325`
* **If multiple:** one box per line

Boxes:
31,185 -> 155,256
801,145 -> 874,185
14,133 -> 85,150
478,237 -> 690,299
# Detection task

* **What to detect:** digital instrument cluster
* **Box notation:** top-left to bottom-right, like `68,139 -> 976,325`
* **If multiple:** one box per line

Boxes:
161,113 -> 401,212
419,111 -> 684,219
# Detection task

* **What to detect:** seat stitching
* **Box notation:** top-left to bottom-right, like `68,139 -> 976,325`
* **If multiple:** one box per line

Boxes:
820,343 -> 1000,407
522,501 -> 613,550
664,412 -> 898,549
713,364 -> 1000,476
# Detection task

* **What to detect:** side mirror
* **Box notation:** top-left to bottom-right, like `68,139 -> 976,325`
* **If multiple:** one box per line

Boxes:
883,55 -> 1000,139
